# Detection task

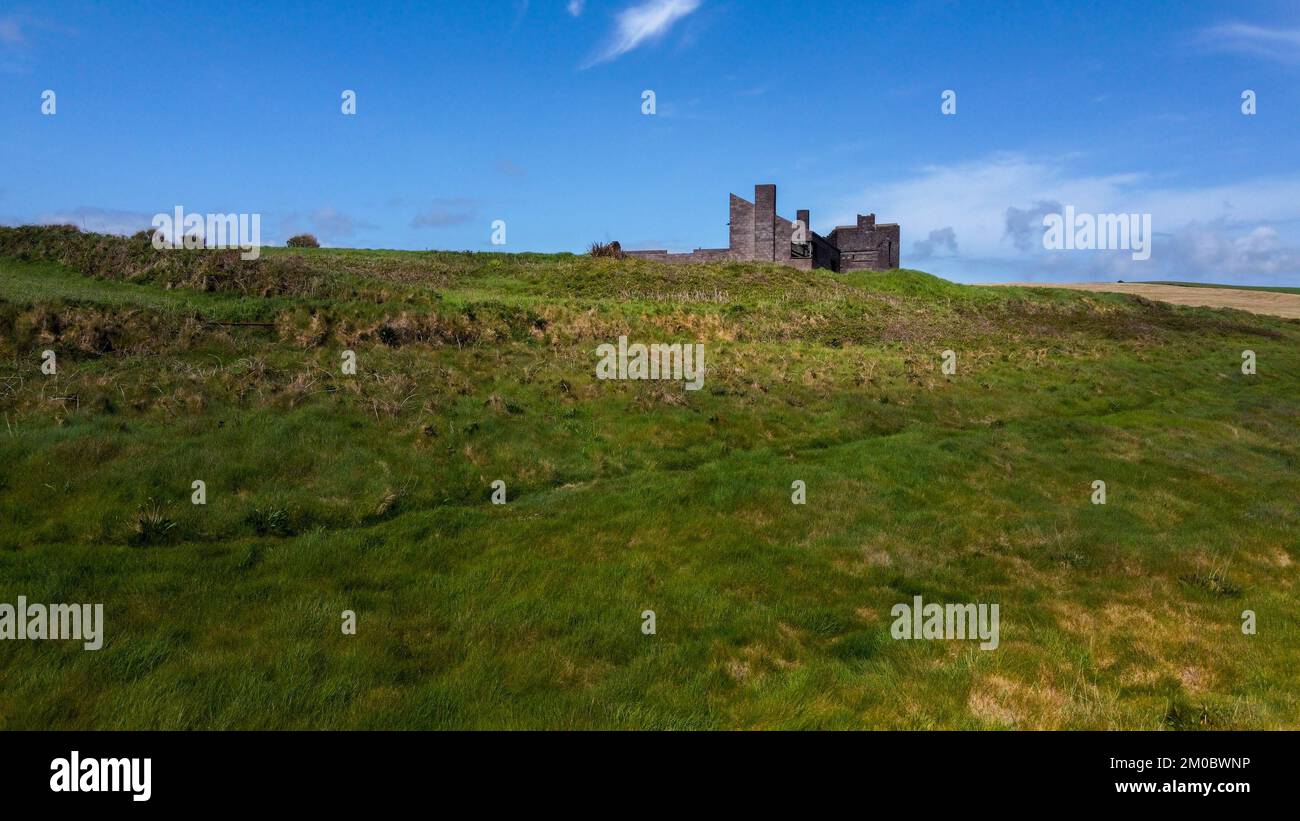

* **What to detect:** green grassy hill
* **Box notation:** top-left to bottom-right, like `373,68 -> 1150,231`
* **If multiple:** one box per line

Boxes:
1,226 -> 1297,729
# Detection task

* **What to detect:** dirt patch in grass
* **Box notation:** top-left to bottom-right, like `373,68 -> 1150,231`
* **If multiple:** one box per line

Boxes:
996,282 -> 1300,320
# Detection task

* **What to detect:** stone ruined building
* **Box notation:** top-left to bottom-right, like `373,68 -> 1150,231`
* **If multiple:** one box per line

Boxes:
625,184 -> 900,272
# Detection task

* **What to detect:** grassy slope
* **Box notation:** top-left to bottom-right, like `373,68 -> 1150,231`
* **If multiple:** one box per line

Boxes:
1,233 -> 1297,729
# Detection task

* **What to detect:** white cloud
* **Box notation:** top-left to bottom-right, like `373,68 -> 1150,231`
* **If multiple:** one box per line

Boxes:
1163,223 -> 1300,278
1196,22 -> 1300,64
832,154 -> 1144,258
567,0 -> 585,17
832,153 -> 1300,283
0,16 -> 24,46
583,0 -> 701,68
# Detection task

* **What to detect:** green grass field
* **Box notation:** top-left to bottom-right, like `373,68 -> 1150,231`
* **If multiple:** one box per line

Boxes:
1,227 -> 1297,729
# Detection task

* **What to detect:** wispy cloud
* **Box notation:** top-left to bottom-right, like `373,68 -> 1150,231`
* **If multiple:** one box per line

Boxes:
512,1 -> 531,31
410,198 -> 478,229
496,159 -> 528,179
567,0 -> 585,17
309,207 -> 374,241
582,0 -> 702,68
0,15 -> 25,46
0,13 -> 77,74
1196,22 -> 1300,64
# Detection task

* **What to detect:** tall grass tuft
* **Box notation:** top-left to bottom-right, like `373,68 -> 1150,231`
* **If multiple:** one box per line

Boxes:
127,499 -> 176,547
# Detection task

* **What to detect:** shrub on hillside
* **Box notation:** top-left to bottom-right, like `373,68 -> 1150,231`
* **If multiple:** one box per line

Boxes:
287,234 -> 320,248
588,240 -> 623,259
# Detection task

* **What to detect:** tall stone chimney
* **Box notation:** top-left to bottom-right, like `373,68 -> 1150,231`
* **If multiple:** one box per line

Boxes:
796,209 -> 810,240
858,213 -> 876,229
754,184 -> 776,261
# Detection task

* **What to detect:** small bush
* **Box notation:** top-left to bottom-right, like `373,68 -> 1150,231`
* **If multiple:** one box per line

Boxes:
588,240 -> 623,259
1180,569 -> 1242,598
287,234 -> 321,248
247,507 -> 291,537
127,500 -> 176,546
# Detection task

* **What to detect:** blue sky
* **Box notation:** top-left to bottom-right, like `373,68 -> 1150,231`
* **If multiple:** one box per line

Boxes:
2,0 -> 1298,284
